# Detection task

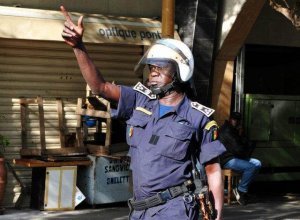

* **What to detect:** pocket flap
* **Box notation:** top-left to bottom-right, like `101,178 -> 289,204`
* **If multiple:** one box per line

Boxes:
126,111 -> 150,128
165,122 -> 194,141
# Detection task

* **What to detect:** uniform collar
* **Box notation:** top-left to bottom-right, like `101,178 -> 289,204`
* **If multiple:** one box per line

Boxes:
174,95 -> 190,115
152,94 -> 189,118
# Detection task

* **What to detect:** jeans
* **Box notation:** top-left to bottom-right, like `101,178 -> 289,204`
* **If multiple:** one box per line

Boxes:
223,158 -> 261,193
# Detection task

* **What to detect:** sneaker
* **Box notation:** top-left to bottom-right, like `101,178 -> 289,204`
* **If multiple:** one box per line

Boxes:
233,188 -> 247,205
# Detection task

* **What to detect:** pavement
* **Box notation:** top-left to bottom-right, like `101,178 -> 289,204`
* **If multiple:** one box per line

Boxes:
1,182 -> 300,220
223,192 -> 300,220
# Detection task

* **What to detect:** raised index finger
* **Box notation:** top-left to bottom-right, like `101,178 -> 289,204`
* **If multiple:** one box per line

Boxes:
60,5 -> 73,24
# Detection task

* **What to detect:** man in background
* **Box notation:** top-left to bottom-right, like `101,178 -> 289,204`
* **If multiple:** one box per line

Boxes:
219,112 -> 261,205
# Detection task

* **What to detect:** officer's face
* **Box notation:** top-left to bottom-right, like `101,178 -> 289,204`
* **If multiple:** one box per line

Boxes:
147,64 -> 175,87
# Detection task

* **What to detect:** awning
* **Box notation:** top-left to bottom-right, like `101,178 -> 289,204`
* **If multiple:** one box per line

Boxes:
0,6 -> 180,45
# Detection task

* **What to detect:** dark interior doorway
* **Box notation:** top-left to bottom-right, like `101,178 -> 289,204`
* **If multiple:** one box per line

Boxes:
244,44 -> 300,95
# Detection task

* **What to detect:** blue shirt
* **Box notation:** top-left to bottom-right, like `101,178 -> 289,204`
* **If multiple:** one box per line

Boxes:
159,104 -> 173,117
112,85 -> 226,200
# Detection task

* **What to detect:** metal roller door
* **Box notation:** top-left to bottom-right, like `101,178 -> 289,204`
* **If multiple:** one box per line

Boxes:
0,38 -> 142,207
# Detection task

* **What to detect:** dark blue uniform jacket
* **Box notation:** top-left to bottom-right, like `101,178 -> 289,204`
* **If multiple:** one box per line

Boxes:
112,84 -> 226,201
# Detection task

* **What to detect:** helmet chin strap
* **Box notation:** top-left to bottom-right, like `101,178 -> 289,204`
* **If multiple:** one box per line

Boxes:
150,81 -> 176,98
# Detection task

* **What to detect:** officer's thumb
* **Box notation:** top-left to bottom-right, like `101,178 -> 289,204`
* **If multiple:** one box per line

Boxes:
78,16 -> 84,29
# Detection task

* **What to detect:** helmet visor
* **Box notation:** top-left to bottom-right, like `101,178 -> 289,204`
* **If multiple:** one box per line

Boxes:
135,57 -> 179,78
134,41 -> 192,82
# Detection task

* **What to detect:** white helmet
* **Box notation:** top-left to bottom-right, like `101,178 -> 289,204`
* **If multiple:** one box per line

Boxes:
134,38 -> 194,83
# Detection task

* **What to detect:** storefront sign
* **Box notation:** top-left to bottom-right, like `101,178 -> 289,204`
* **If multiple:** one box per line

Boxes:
104,158 -> 130,185
0,6 -> 179,45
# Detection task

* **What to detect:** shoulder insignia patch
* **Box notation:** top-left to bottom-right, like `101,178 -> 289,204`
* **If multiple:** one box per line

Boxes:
191,102 -> 215,117
133,82 -> 156,99
204,120 -> 218,130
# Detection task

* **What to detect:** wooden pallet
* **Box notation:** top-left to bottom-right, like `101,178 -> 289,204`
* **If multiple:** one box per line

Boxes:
19,96 -> 88,158
76,96 -> 112,156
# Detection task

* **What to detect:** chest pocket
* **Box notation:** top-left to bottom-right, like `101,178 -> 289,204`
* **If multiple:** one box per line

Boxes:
126,110 -> 150,147
161,122 -> 195,161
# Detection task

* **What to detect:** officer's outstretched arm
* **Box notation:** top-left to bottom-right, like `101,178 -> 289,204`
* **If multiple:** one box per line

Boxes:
60,6 -> 120,102
205,159 -> 223,220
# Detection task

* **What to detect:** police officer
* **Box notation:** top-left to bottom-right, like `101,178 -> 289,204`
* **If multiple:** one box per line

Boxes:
61,6 -> 226,220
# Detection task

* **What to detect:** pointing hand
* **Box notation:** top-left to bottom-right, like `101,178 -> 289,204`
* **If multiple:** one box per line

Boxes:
60,6 -> 84,47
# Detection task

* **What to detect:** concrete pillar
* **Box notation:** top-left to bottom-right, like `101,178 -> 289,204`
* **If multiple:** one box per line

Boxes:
176,0 -> 220,105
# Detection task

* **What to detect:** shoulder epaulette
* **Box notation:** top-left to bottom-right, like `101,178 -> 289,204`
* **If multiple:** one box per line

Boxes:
191,102 -> 215,117
133,82 -> 156,99
204,120 -> 218,130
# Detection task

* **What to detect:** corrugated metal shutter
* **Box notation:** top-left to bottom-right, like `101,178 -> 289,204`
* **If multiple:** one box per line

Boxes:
0,38 -> 143,207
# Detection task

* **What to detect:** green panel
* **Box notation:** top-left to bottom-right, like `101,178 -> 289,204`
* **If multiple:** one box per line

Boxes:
245,95 -> 271,141
252,147 -> 300,167
294,101 -> 300,145
255,172 -> 300,181
245,94 -> 300,181
270,100 -> 295,141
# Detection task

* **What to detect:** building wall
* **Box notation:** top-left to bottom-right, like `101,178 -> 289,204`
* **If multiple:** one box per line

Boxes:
0,38 -> 142,207
0,1 -> 152,207
216,0 -> 247,50
176,0 -> 220,105
246,2 -> 300,47
0,0 -> 161,18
